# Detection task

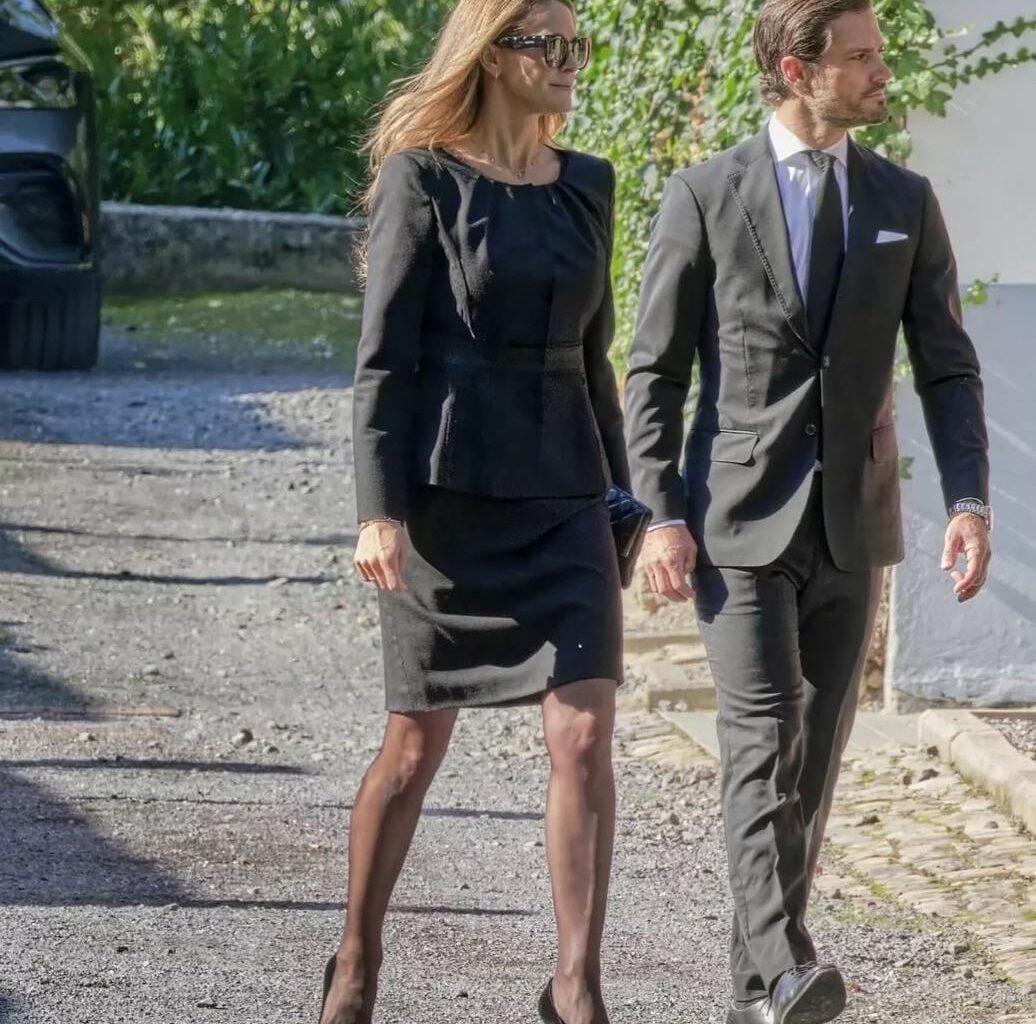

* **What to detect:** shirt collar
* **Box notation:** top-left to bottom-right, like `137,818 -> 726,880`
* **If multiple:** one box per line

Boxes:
767,114 -> 849,169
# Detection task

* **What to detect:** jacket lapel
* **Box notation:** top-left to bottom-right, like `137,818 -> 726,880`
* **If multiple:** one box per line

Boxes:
726,130 -> 810,352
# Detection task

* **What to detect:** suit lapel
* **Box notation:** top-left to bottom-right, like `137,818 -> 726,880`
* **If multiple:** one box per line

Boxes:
825,140 -> 883,344
726,130 -> 810,353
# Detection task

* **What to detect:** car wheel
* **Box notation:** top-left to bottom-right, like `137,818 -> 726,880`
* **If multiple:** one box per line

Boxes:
0,276 -> 101,371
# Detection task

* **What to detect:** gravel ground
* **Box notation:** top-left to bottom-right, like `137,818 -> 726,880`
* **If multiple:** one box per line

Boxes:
0,321 -> 1031,1024
988,716 -> 1036,761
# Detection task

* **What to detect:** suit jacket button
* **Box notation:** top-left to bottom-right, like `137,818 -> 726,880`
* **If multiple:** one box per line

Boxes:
805,423 -> 818,437
822,355 -> 831,368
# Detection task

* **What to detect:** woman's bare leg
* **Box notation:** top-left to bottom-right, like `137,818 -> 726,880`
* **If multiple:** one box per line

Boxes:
320,708 -> 458,1024
541,678 -> 617,1024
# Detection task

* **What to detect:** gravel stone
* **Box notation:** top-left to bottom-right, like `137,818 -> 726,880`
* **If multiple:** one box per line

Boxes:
988,716 -> 1036,761
0,327 -> 1028,1023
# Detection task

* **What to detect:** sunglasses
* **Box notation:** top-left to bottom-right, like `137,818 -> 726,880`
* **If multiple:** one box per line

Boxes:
496,34 -> 592,71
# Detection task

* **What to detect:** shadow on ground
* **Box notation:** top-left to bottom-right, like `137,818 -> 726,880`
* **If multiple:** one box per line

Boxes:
0,525 -> 335,588
0,766 -> 189,908
0,619 -> 87,714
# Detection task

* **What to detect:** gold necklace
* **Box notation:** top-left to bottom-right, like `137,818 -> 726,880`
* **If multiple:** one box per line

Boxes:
474,145 -> 542,181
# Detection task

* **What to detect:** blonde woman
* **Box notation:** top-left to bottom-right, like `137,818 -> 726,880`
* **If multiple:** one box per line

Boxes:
323,1 -> 628,1023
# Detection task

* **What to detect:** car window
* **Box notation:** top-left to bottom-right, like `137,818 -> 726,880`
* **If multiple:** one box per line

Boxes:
0,1 -> 58,43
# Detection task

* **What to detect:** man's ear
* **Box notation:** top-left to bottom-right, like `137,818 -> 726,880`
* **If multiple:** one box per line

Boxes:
780,54 -> 810,97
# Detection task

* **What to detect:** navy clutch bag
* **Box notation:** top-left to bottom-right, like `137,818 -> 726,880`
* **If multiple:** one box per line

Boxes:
606,485 -> 652,589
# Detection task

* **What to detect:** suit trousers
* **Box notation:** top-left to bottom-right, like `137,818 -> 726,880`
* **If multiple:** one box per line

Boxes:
693,476 -> 883,1001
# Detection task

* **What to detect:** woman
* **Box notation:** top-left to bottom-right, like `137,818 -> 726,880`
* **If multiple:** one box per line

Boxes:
323,2 -> 628,1022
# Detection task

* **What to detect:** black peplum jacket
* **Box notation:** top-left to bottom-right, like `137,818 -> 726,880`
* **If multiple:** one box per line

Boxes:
352,145 -> 630,524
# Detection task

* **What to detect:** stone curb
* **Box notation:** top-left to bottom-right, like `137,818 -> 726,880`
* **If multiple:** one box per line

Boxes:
918,709 -> 1036,835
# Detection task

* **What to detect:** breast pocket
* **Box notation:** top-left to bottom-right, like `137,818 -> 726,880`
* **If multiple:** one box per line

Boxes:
693,429 -> 760,465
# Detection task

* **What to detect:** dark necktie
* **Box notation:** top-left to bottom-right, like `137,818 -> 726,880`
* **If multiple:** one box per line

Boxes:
806,151 -> 845,348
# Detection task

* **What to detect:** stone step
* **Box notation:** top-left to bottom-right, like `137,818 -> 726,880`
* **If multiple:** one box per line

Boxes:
623,628 -> 701,654
637,658 -> 717,712
661,710 -> 922,760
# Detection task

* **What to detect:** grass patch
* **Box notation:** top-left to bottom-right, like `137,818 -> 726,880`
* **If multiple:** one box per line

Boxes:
103,289 -> 362,366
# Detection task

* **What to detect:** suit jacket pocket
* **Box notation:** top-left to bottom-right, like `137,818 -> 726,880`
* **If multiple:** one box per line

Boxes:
871,423 -> 899,463
704,429 -> 760,465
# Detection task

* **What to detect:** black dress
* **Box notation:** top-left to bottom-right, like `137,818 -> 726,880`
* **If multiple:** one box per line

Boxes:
353,146 -> 628,712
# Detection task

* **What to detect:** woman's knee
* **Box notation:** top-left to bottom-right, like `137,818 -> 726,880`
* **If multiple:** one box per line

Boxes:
373,714 -> 453,795
544,703 -> 613,774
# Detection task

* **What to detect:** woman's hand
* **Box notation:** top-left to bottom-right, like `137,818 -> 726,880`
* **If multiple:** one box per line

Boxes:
354,520 -> 408,591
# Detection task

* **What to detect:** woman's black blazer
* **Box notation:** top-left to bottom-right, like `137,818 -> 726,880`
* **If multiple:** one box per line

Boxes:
352,146 -> 630,523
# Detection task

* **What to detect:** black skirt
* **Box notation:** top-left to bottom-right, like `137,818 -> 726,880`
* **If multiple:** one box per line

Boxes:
377,485 -> 624,712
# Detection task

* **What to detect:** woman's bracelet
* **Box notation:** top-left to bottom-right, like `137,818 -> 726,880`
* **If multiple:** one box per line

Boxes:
359,517 -> 402,530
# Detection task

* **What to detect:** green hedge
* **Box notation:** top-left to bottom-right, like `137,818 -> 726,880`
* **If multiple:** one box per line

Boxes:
59,0 -> 1032,355
51,0 -> 446,213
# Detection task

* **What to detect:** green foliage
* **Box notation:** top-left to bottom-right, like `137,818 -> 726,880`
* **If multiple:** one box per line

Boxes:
564,1 -> 1036,358
53,0 -> 1035,314
49,0 -> 446,212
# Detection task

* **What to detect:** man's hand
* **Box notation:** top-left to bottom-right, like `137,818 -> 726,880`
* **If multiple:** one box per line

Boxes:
941,513 -> 991,603
641,524 -> 698,602
354,520 -> 408,592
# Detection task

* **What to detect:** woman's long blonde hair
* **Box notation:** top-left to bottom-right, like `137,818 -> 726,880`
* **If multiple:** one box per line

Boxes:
360,0 -> 574,216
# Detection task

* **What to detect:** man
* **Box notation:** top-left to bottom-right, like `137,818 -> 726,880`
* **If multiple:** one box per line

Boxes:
623,2 -> 992,1022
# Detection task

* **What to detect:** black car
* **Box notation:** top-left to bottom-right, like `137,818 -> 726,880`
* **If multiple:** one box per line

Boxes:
0,0 -> 100,370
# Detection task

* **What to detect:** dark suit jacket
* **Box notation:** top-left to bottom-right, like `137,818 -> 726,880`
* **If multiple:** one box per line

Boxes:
352,147 -> 630,524
624,128 -> 989,571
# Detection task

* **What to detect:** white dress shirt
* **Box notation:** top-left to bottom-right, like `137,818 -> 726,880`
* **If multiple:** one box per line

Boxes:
646,115 -> 850,533
767,114 -> 850,305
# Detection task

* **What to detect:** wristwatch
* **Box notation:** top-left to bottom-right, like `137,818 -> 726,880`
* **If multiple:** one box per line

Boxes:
948,498 -> 993,533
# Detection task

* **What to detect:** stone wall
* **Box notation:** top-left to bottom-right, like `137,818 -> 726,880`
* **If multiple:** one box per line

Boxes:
100,202 -> 365,296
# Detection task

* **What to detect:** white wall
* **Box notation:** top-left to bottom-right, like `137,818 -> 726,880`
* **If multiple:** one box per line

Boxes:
887,1 -> 1036,708
889,288 -> 1036,707
907,1 -> 1036,284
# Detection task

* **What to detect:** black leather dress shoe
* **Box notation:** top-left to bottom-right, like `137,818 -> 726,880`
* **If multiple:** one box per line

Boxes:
726,996 -> 773,1024
538,979 -> 566,1024
769,964 -> 846,1024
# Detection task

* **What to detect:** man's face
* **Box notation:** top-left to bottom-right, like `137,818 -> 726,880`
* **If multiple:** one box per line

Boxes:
802,7 -> 893,128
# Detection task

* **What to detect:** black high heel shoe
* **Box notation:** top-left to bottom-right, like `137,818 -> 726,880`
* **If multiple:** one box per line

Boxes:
318,955 -> 336,1023
537,979 -> 567,1024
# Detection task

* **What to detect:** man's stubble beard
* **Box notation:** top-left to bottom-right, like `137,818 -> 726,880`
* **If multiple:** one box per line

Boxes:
813,92 -> 890,130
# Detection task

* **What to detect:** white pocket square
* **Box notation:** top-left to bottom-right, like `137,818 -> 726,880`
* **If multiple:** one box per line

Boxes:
876,230 -> 909,244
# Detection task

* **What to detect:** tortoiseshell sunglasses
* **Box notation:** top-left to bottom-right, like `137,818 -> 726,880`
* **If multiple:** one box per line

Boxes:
496,33 -> 592,70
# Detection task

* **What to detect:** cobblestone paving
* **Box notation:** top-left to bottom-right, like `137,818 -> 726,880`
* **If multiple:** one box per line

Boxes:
820,744 -> 1036,1001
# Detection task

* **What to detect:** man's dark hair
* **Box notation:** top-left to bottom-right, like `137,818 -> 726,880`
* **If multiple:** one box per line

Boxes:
754,0 -> 872,105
